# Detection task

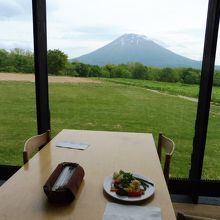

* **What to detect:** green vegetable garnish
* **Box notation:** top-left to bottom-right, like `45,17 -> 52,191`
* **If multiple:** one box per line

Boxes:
119,171 -> 135,188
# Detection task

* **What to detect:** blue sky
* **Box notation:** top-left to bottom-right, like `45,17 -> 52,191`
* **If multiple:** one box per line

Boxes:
1,0 -> 219,64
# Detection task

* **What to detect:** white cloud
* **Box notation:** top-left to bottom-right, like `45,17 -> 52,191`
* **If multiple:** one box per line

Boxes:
2,0 -> 220,64
0,0 -> 31,19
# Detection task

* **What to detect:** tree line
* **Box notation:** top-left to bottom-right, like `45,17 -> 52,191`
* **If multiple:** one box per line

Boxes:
1,48 -> 220,86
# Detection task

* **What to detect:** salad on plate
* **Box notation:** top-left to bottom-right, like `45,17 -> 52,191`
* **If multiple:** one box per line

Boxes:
110,170 -> 154,197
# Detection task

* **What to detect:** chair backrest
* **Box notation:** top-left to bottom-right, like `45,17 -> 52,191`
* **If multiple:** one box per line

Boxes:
157,132 -> 175,184
177,212 -> 217,220
23,130 -> 50,164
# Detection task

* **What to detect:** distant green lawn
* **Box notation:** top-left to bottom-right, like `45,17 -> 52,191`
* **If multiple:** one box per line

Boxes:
102,78 -> 220,103
0,79 -> 219,179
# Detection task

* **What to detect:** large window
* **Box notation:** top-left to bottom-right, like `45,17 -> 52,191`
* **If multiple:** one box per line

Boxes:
1,1 -> 219,183
0,0 -> 35,165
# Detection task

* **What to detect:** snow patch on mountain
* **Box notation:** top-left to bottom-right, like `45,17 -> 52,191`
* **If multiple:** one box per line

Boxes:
118,33 -> 151,46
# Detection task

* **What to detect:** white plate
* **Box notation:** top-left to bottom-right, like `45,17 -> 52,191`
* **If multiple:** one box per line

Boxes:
103,173 -> 155,202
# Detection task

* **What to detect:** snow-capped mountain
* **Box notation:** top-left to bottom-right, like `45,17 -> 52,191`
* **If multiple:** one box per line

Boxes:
111,34 -> 150,47
72,33 -> 201,68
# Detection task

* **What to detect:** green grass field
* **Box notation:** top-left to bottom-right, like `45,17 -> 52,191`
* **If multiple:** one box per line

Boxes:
102,78 -> 220,103
0,79 -> 219,179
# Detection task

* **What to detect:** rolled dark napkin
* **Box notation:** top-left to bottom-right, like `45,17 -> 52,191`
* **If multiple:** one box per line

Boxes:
43,162 -> 85,203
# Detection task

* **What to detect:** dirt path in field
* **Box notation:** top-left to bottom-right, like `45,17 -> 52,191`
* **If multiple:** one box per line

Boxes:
0,73 -> 101,84
147,88 -> 198,102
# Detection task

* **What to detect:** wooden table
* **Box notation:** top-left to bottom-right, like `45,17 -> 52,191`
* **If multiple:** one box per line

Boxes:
0,129 -> 176,219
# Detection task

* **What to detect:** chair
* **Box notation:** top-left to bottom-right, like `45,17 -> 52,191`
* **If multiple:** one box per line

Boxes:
177,212 -> 218,220
23,130 -> 50,164
0,165 -> 21,186
157,132 -> 175,184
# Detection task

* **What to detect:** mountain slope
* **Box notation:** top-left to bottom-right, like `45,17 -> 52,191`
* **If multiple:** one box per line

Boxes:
72,33 -> 201,68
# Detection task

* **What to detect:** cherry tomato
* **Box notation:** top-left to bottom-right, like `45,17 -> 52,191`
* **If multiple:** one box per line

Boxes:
127,191 -> 144,197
